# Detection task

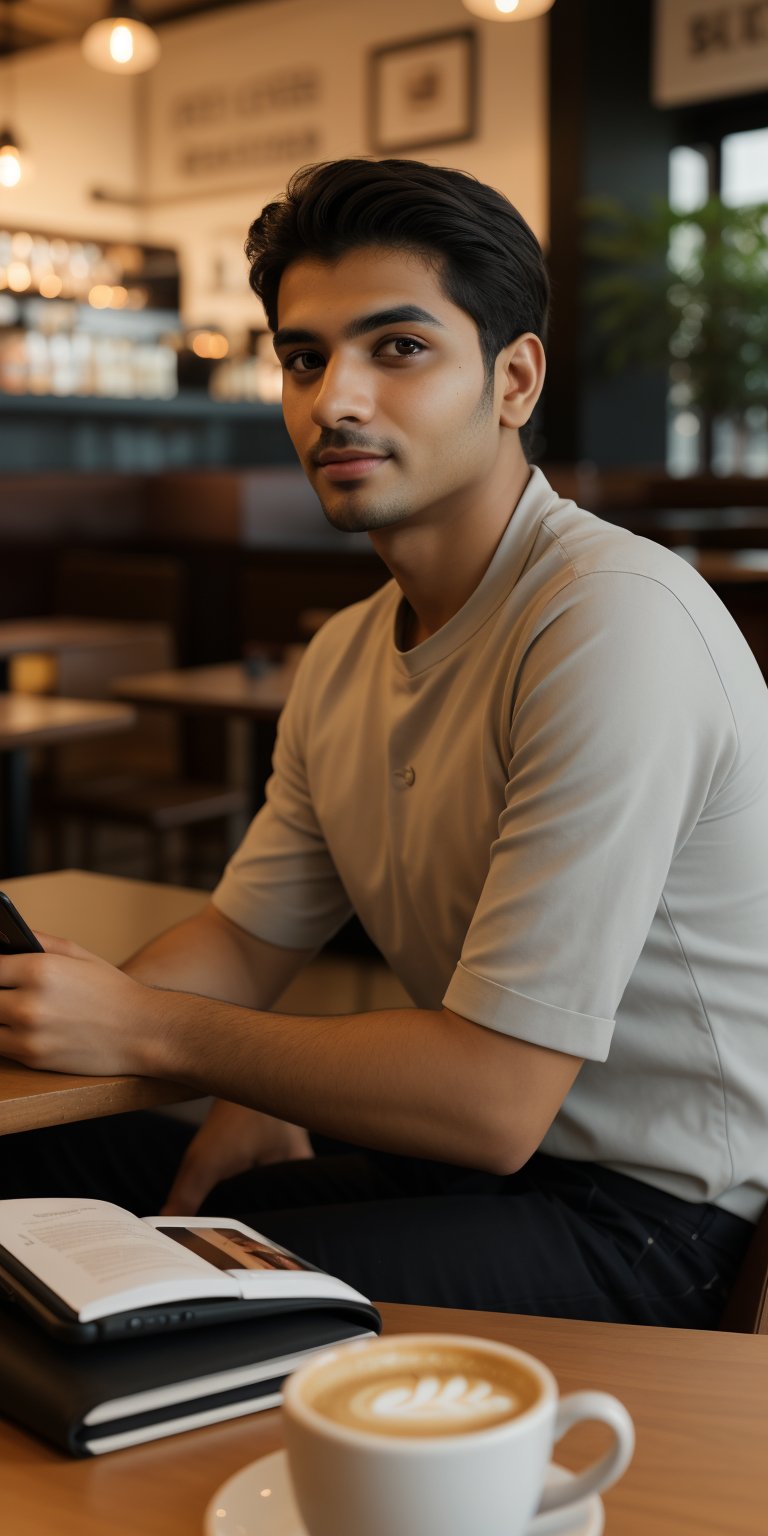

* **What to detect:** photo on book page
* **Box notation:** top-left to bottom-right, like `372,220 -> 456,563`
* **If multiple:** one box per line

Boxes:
155,1225 -> 311,1274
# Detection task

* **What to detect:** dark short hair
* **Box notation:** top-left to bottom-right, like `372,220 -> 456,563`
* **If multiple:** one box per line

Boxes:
245,157 -> 549,383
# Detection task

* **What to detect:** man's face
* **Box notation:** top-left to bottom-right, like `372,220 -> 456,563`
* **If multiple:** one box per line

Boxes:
273,246 -> 502,534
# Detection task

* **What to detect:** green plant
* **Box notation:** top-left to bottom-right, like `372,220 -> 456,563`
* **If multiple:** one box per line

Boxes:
583,196 -> 768,431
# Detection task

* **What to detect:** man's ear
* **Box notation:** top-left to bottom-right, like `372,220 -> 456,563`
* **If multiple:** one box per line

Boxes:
496,333 -> 546,430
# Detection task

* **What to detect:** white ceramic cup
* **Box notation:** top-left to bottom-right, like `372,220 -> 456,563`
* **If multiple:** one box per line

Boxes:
282,1333 -> 635,1536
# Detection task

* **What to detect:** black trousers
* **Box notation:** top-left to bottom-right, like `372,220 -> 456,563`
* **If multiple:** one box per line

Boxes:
0,1112 -> 752,1328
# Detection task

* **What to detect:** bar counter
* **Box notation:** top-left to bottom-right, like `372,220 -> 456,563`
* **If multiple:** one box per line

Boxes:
0,393 -> 295,473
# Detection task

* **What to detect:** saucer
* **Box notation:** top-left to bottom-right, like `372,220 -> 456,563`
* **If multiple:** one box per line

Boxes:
204,1449 -> 604,1536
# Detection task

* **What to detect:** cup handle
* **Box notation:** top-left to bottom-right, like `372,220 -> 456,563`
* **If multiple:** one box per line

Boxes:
529,1391 -> 635,1533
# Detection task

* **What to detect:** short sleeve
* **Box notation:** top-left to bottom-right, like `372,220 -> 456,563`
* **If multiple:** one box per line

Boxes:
443,571 -> 736,1060
212,653 -> 353,949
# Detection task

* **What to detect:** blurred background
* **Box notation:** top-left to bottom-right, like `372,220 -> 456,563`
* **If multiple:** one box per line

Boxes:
0,0 -> 766,890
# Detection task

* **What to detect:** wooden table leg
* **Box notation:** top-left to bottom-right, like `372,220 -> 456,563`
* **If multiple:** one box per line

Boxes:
249,720 -> 277,815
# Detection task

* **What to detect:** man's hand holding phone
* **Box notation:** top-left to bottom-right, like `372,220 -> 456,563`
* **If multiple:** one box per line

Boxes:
0,891 -> 158,1077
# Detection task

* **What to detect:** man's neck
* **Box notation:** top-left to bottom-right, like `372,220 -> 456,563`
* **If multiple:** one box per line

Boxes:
370,455 -> 532,648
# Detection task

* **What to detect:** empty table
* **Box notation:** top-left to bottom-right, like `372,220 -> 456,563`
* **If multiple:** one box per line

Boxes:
113,650 -> 304,812
0,695 -> 136,876
0,617 -> 170,694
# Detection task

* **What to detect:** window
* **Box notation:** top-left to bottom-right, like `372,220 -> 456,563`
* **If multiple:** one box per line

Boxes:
666,127 -> 768,477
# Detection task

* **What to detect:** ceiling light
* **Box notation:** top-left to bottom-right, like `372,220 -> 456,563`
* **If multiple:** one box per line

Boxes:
461,0 -> 555,19
0,1 -> 26,184
82,4 -> 160,74
0,129 -> 22,188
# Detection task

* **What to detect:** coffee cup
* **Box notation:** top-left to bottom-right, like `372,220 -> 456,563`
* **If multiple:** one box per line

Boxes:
282,1332 -> 634,1536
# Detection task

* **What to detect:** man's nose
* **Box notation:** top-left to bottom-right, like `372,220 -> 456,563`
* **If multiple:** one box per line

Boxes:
310,357 -> 374,427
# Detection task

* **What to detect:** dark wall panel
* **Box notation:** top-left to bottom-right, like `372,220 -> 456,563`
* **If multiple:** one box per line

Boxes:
546,0 -> 675,467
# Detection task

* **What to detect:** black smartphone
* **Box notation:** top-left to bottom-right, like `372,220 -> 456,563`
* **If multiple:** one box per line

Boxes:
0,892 -> 44,955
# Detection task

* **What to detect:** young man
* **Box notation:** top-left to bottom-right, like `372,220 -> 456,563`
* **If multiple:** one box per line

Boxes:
1,159 -> 766,1325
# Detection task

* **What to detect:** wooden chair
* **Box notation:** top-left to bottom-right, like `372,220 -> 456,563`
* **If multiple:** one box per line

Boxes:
239,553 -> 388,647
53,775 -> 246,884
718,1202 -> 768,1334
43,553 -> 246,882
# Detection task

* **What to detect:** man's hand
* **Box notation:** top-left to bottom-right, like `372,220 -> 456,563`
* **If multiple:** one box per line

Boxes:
0,932 -> 157,1077
161,1100 -> 313,1215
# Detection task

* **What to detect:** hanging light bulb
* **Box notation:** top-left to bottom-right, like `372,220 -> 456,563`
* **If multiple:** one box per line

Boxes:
0,129 -> 22,188
0,0 -> 26,184
461,0 -> 555,19
109,25 -> 136,66
82,3 -> 161,74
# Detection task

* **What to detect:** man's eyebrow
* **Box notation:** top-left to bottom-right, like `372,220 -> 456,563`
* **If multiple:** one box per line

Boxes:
273,305 -> 446,351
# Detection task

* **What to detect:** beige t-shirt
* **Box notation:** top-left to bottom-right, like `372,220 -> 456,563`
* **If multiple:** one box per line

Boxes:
214,468 -> 768,1221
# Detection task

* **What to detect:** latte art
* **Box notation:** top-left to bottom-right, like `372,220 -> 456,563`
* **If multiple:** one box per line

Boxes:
304,1343 -> 541,1439
354,1373 -> 518,1427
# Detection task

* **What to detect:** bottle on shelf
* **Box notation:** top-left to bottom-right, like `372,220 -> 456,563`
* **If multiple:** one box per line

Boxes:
0,225 -> 181,400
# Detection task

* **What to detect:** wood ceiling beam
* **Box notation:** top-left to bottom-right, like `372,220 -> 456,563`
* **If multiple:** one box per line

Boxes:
2,1 -> 272,54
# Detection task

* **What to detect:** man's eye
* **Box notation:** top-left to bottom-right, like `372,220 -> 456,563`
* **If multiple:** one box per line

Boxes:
378,337 -> 425,358
284,351 -> 324,373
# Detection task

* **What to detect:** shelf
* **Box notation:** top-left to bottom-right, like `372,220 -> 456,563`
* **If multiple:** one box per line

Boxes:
0,391 -> 281,421
0,392 -> 293,471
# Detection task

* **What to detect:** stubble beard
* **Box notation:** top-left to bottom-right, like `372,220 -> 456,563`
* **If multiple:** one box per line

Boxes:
317,487 -> 413,534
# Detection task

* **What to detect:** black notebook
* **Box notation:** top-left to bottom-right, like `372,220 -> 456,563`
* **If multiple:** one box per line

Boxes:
0,1297 -> 379,1455
0,1199 -> 380,1454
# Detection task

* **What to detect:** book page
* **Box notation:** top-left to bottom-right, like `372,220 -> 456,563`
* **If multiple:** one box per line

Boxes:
0,1198 -> 237,1321
147,1217 -> 370,1304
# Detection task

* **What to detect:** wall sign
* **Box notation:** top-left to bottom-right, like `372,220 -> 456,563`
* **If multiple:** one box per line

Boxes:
168,66 -> 324,187
654,0 -> 768,105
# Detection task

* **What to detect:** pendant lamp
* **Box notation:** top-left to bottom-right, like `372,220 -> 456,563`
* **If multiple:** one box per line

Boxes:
0,1 -> 24,187
461,0 -> 555,20
82,2 -> 160,74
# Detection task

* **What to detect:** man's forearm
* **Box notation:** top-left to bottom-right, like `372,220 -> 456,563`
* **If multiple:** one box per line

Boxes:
0,935 -> 580,1172
135,988 -> 581,1174
122,903 -> 313,1012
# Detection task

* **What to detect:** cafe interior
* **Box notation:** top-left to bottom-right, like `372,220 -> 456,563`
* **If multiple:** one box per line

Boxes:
1,0 -> 767,1530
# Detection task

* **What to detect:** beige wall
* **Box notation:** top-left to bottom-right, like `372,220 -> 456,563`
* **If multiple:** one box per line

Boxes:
0,44 -> 141,240
1,0 -> 548,335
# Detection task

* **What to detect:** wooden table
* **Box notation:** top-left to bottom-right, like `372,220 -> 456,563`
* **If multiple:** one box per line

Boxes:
0,617 -> 170,693
113,654 -> 303,721
0,869 -> 207,1133
113,651 -> 303,811
0,696 -> 136,877
1,1300 -> 765,1535
681,549 -> 768,678
692,549 -> 768,583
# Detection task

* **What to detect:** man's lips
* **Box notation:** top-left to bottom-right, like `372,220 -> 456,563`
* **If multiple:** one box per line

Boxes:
315,453 -> 390,482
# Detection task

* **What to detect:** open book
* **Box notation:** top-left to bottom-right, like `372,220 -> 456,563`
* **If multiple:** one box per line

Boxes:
0,1197 -> 373,1338
0,1198 -> 380,1456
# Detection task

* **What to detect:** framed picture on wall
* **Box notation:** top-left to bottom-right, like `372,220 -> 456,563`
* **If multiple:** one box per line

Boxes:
369,30 -> 477,155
